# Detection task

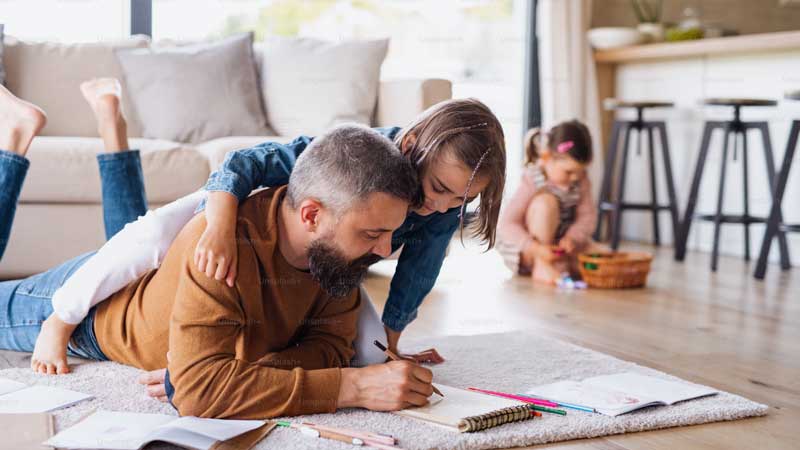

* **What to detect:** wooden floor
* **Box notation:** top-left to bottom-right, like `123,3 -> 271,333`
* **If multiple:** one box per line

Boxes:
363,241 -> 800,449
1,242 -> 798,449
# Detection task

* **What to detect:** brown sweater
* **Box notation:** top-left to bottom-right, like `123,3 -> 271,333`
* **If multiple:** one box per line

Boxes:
93,186 -> 361,419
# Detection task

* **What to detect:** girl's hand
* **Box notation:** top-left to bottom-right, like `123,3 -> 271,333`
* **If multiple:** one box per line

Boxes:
195,225 -> 238,287
399,348 -> 446,364
531,241 -> 564,263
558,237 -> 577,254
196,192 -> 240,287
384,326 -> 446,365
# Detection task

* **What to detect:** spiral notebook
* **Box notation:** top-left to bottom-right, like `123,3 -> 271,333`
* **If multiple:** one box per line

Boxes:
394,384 -> 536,432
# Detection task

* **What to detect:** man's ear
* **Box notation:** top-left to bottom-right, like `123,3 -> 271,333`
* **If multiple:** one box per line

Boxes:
298,198 -> 323,232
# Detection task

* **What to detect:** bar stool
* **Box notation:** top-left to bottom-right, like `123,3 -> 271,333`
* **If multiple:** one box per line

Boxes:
674,98 -> 791,271
754,90 -> 800,279
594,99 -> 680,250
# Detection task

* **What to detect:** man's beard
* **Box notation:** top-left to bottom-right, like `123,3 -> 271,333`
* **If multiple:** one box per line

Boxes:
307,240 -> 383,298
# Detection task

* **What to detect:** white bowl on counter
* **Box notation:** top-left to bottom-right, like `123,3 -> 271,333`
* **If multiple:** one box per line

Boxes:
588,27 -> 646,49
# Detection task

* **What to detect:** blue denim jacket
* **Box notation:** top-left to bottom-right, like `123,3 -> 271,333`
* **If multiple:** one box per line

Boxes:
203,127 -> 460,331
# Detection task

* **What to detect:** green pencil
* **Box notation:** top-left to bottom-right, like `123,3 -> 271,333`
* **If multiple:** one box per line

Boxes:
531,405 -> 567,415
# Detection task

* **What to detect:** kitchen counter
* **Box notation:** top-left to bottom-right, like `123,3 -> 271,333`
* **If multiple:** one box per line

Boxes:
594,30 -> 800,63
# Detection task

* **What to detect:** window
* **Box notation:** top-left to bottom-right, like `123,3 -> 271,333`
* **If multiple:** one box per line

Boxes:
0,0 -> 130,42
2,0 -> 527,184
151,0 -> 526,179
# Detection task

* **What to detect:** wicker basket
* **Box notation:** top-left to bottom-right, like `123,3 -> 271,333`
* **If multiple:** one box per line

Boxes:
577,252 -> 653,289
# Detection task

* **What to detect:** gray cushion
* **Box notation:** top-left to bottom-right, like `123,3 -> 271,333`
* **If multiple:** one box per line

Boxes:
115,32 -> 269,143
260,37 -> 388,137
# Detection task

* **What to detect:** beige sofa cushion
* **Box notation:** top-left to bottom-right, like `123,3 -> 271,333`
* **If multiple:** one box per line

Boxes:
2,35 -> 149,137
115,33 -> 270,144
195,135 -> 291,172
20,137 -> 209,203
376,79 -> 453,127
261,37 -> 388,137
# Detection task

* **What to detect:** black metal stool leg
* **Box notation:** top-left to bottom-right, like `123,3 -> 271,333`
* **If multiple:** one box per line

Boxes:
754,122 -> 792,269
611,125 -> 634,250
595,121 -> 623,241
711,126 -> 733,272
676,121 -> 723,261
741,131 -> 750,260
647,125 -> 661,245
655,123 -> 681,245
755,120 -> 799,279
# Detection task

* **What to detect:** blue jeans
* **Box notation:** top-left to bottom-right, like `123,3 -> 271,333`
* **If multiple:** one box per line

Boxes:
0,150 -> 29,260
0,149 -> 148,359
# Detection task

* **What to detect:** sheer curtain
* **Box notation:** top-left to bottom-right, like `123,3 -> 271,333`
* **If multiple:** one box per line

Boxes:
536,0 -> 602,193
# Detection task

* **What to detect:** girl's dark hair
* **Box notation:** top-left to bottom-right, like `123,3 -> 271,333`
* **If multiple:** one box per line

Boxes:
395,98 -> 506,249
523,119 -> 593,165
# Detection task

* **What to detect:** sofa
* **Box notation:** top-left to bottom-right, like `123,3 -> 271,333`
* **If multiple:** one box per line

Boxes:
0,35 -> 452,278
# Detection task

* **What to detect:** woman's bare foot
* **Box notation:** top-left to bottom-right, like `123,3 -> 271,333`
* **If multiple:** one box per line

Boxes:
80,78 -> 129,152
0,85 -> 47,156
31,314 -> 78,375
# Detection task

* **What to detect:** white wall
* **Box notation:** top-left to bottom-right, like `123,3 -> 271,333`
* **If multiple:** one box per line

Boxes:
612,49 -> 800,261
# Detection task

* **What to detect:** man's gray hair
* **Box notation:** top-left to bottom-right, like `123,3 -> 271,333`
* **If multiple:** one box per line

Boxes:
286,124 -> 421,215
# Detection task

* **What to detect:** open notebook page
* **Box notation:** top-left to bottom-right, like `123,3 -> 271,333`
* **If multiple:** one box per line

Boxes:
585,372 -> 717,405
395,384 -> 527,430
45,411 -> 267,450
45,411 -> 175,450
156,416 -> 266,441
527,372 -> 718,416
0,385 -> 93,414
0,378 -> 28,395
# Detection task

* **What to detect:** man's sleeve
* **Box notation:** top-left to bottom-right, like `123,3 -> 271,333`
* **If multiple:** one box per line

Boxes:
166,245 -> 341,419
255,290 -> 361,370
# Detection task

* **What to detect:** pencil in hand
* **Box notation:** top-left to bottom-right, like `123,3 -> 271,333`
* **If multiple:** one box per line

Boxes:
374,340 -> 444,397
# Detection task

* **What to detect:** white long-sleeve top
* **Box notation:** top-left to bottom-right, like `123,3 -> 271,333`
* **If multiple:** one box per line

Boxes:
52,190 -> 207,324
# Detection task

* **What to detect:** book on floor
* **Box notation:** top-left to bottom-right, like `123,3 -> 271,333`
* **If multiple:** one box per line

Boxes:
0,413 -> 54,450
45,410 -> 272,450
0,378 -> 93,413
394,384 -> 537,432
526,372 -> 718,416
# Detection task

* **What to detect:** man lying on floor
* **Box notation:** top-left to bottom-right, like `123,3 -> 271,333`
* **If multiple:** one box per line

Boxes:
0,124 -> 436,419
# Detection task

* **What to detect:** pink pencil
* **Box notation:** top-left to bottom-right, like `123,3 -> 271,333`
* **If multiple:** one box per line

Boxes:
468,387 -> 560,407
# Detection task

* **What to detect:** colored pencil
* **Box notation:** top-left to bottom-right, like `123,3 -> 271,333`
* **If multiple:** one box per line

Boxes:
531,404 -> 567,415
302,422 -> 396,446
374,340 -> 444,397
515,394 -> 597,413
276,421 -> 400,448
467,387 -> 559,407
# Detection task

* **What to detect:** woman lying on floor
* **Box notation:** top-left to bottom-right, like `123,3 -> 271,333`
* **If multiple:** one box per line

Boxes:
0,79 -> 172,371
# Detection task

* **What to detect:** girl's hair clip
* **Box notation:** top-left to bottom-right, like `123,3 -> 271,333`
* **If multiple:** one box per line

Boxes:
556,141 -> 574,153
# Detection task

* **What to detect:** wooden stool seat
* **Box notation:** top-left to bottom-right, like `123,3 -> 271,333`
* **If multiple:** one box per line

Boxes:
703,98 -> 777,107
604,99 -> 674,110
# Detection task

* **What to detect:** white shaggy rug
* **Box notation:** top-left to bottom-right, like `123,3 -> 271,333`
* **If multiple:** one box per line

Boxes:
0,332 -> 768,450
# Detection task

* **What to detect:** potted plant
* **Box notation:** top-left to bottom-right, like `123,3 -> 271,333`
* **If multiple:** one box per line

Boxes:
631,0 -> 664,43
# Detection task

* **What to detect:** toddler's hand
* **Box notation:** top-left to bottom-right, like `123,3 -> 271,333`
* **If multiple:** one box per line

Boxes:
558,237 -> 577,254
534,243 -> 565,262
